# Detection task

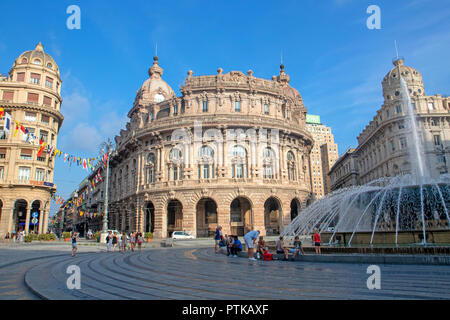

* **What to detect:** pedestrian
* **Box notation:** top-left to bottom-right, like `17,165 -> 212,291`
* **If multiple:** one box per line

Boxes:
256,236 -> 267,259
226,235 -> 234,256
121,233 -> 127,253
118,233 -> 123,252
137,233 -> 143,252
112,232 -> 118,251
71,232 -> 78,257
130,232 -> 136,252
18,230 -> 24,244
5,232 -> 10,243
314,229 -> 321,254
243,229 -> 260,261
214,226 -> 222,254
106,231 -> 113,252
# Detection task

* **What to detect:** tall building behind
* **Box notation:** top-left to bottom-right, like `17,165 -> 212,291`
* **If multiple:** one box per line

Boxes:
329,57 -> 450,191
0,43 -> 64,237
305,115 -> 339,198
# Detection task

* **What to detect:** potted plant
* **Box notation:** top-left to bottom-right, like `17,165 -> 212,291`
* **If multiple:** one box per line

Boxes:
144,232 -> 153,243
24,235 -> 33,243
94,231 -> 101,243
63,232 -> 71,242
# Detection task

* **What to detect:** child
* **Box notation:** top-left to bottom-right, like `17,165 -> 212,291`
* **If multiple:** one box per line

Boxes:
314,229 -> 321,254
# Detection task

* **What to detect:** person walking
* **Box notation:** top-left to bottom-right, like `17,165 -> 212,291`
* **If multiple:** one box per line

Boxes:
137,233 -> 143,252
314,229 -> 321,254
214,226 -> 223,254
106,231 -> 113,252
18,230 -> 24,244
121,233 -> 127,253
71,232 -> 78,257
243,229 -> 260,261
130,232 -> 136,252
112,232 -> 118,252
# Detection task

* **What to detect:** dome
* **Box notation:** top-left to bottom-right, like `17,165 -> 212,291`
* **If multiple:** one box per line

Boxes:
382,58 -> 425,100
13,42 -> 59,73
134,56 -> 175,106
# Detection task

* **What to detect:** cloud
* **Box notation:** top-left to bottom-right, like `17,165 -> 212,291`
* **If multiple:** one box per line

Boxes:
63,122 -> 102,154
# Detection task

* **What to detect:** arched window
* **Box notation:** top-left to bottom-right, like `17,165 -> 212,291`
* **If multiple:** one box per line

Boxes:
147,153 -> 156,184
262,147 -> 277,179
168,148 -> 183,181
21,58 -> 28,64
287,151 -> 297,181
198,145 -> 214,179
231,145 -> 248,178
33,59 -> 42,65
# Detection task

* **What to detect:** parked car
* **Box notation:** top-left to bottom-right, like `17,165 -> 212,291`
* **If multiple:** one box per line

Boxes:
171,231 -> 194,240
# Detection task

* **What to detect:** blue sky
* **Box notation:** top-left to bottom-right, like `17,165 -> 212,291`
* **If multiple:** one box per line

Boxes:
0,0 -> 449,215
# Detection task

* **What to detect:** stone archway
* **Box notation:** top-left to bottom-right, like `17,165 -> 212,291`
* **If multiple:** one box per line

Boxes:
144,201 -> 155,233
230,197 -> 252,236
13,199 -> 28,233
290,198 -> 301,222
196,198 -> 218,238
264,197 -> 282,235
30,200 -> 41,234
167,199 -> 183,237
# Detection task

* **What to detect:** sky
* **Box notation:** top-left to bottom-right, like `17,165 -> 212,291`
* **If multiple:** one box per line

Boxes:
0,0 -> 449,215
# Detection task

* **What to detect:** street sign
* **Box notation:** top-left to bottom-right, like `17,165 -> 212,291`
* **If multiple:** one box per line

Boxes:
32,212 -> 39,219
31,217 -> 38,225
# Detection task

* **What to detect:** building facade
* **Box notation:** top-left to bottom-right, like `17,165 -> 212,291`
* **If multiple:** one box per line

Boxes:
329,148 -> 358,191
108,57 -> 314,238
0,43 -> 64,237
329,57 -> 450,191
305,115 -> 339,198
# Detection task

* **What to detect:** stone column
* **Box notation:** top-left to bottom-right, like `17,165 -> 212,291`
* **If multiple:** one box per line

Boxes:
0,203 -> 12,238
252,203 -> 266,236
182,206 -> 196,237
24,204 -> 30,234
38,209 -> 44,234
217,203 -> 230,236
43,210 -> 49,234
154,205 -> 165,239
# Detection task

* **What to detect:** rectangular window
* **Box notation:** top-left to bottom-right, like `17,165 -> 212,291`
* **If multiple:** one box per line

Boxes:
30,73 -> 40,84
202,101 -> 208,112
390,140 -> 396,152
203,165 -> 209,179
24,112 -> 37,122
173,104 -> 178,116
18,167 -> 31,181
43,96 -> 51,107
434,135 -> 441,146
0,166 -> 3,180
396,105 -> 402,114
386,109 -> 390,117
264,104 -> 269,115
2,91 -> 13,101
235,101 -> 241,112
40,130 -> 48,143
0,148 -> 6,159
398,121 -> 405,130
45,77 -> 53,88
20,149 -> 33,160
173,167 -> 178,181
400,137 -> 407,149
35,168 -> 45,181
428,102 -> 435,110
37,156 -> 45,162
17,73 -> 25,82
27,93 -> 39,104
41,115 -> 50,124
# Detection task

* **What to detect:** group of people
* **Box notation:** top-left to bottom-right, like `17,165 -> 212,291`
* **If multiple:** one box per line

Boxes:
3,231 -> 25,243
105,231 -> 144,253
215,226 -> 322,261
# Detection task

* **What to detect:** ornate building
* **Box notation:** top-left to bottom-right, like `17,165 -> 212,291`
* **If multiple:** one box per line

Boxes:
108,57 -> 314,238
0,43 -> 64,237
329,57 -> 450,191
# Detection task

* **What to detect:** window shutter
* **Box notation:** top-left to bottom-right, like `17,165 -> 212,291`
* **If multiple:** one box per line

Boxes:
30,73 -> 41,80
17,73 -> 25,82
2,91 -> 14,101
21,149 -> 33,156
27,93 -> 39,103
43,96 -> 51,106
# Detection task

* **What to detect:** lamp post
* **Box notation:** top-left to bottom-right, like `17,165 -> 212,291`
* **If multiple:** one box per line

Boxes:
99,138 -> 115,243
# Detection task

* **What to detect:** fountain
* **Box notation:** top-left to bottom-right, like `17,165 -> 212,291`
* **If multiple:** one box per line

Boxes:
282,73 -> 450,247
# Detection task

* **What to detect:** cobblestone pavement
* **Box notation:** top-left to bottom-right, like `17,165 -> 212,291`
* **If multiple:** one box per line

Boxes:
0,243 -> 449,300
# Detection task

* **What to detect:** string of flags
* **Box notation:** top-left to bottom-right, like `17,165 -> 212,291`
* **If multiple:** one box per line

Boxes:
1,108 -> 108,171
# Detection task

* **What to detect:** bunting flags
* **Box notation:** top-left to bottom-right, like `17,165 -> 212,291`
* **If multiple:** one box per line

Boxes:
0,107 -> 4,119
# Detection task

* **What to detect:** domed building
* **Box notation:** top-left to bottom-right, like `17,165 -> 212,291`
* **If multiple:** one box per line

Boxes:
330,57 -> 450,191
108,57 -> 314,238
0,43 -> 64,237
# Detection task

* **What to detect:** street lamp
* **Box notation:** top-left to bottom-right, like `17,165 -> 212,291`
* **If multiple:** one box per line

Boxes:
99,138 -> 115,243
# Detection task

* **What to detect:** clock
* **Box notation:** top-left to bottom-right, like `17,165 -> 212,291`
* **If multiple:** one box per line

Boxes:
154,93 -> 165,103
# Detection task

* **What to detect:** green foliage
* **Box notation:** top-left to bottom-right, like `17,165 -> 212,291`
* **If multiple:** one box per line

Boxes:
38,233 -> 57,241
62,231 -> 71,239
144,232 -> 153,239
24,235 -> 33,242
